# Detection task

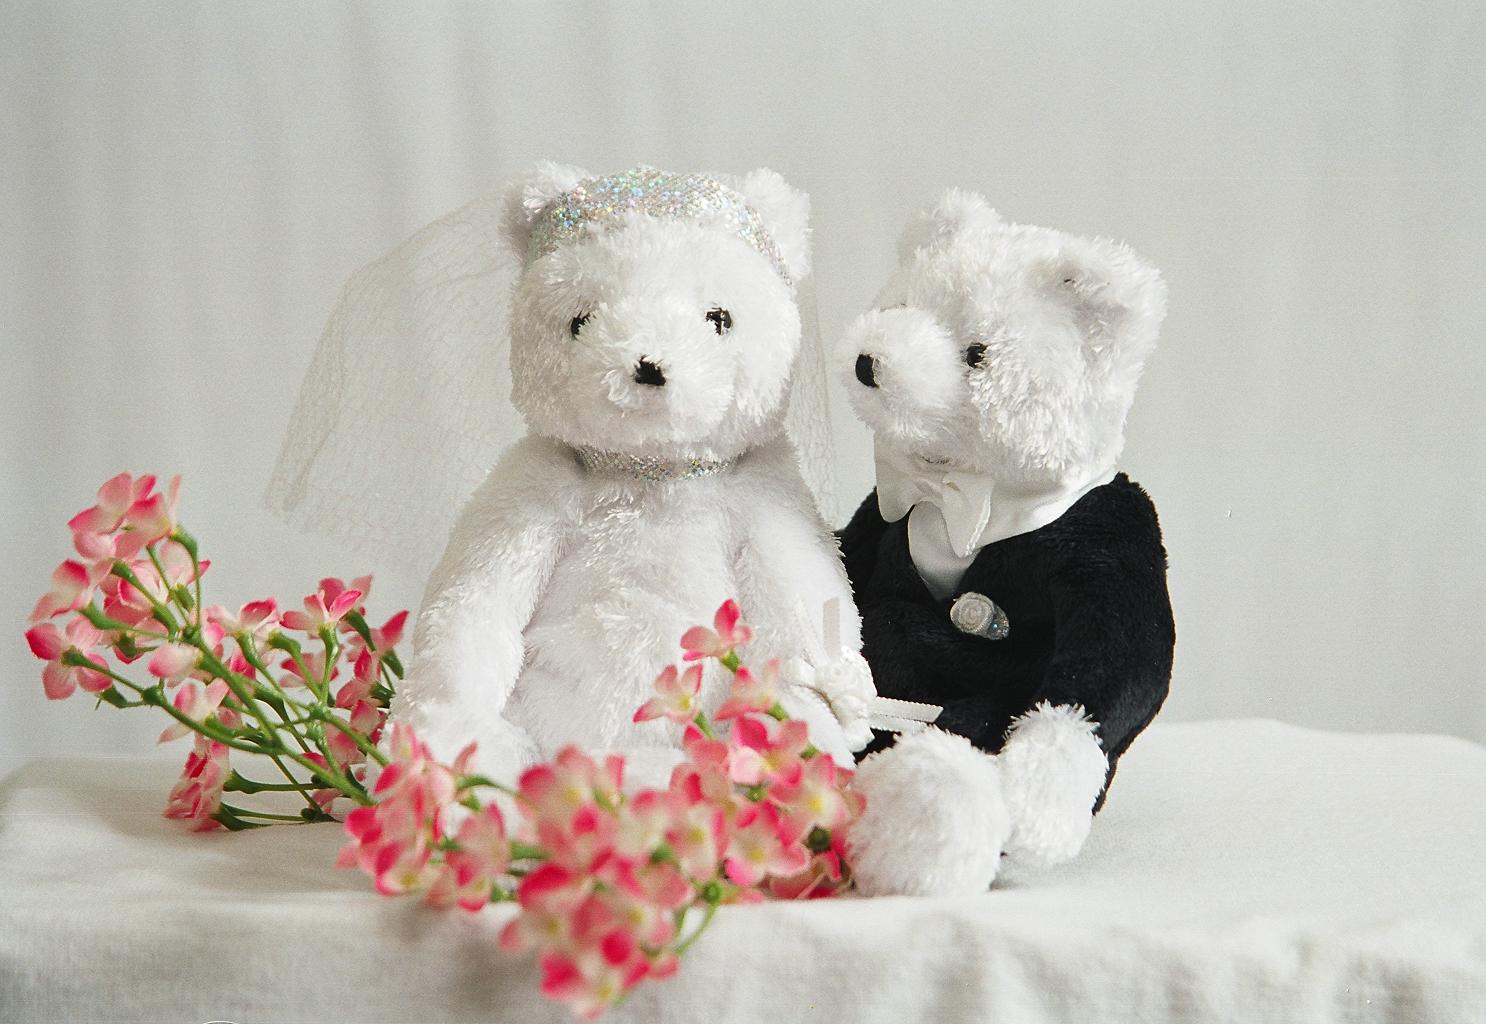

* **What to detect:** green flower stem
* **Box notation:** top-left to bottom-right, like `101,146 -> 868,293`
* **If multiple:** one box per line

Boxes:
690,712 -> 720,742
670,902 -> 719,957
457,775 -> 522,800
218,802 -> 314,823
234,637 -> 324,762
108,561 -> 179,632
719,651 -> 742,673
319,713 -> 390,769
189,637 -> 354,808
225,772 -> 317,794
75,663 -> 267,756
509,842 -> 547,862
171,528 -> 204,626
78,602 -> 167,640
143,544 -> 186,622
318,628 -> 339,692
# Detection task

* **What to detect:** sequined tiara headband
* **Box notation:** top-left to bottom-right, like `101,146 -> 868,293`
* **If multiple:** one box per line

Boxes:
525,166 -> 793,286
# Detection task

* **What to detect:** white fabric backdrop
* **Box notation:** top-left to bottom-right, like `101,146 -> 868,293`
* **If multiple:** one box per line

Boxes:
3,1 -> 1484,762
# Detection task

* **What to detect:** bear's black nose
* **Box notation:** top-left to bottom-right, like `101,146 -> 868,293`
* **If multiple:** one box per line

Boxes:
855,353 -> 879,388
633,358 -> 666,387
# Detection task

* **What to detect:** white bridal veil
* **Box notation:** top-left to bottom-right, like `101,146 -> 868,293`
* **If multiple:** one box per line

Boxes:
265,188 -> 839,577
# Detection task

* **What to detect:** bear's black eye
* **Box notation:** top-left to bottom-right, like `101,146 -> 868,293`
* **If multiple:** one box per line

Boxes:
964,343 -> 987,368
569,313 -> 590,338
706,308 -> 733,335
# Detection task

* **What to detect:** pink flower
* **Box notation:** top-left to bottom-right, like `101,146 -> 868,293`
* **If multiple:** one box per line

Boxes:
662,794 -> 727,881
147,641 -> 199,685
767,754 -> 861,832
518,747 -> 625,834
122,476 -> 180,545
499,862 -> 591,955
428,805 -> 511,912
713,658 -> 781,720
280,582 -> 364,633
532,886 -> 677,1020
766,847 -> 847,900
668,726 -> 736,812
71,527 -> 145,570
322,574 -> 373,610
205,598 -> 279,641
723,801 -> 811,886
104,542 -> 207,614
25,618 -> 111,700
340,607 -> 409,666
157,679 -> 230,743
679,599 -> 753,661
727,714 -> 813,787
279,650 -> 338,688
163,735 -> 229,831
327,699 -> 385,768
338,725 -> 469,896
335,652 -> 381,708
632,664 -> 704,725
67,472 -> 158,536
29,560 -> 96,622
601,861 -> 691,946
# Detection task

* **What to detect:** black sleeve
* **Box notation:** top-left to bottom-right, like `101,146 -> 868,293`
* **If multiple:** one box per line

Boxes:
1020,485 -> 1175,769
836,489 -> 887,595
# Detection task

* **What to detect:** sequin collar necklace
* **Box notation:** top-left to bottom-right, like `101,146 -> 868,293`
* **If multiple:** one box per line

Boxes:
571,445 -> 739,483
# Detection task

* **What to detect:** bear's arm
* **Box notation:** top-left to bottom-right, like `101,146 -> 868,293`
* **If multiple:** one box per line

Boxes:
836,489 -> 888,594
731,442 -> 865,760
392,437 -> 576,759
1021,484 -> 1175,773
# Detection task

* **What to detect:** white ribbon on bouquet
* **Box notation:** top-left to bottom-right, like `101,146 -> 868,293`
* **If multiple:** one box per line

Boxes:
781,599 -> 942,748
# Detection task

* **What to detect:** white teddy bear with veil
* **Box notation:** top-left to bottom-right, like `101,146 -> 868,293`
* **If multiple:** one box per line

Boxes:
383,164 -> 875,787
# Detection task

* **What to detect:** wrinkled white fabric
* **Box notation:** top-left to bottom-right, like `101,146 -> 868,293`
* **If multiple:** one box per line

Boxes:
3,719 -> 1484,1023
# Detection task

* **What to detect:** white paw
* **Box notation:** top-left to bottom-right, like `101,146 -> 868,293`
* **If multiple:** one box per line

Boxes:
999,702 -> 1108,867
775,684 -> 855,765
846,728 -> 1010,897
781,650 -> 877,752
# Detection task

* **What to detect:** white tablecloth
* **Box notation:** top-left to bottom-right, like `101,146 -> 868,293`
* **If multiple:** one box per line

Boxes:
3,719 -> 1484,1024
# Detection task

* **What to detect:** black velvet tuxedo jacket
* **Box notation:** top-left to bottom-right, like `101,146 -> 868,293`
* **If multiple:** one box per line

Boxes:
840,473 -> 1175,804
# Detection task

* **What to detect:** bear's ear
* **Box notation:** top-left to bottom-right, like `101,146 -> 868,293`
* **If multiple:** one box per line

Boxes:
896,189 -> 1003,263
499,161 -> 590,264
1031,234 -> 1168,354
731,168 -> 812,282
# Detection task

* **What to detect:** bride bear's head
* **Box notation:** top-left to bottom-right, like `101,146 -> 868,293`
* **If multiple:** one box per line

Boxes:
501,163 -> 812,462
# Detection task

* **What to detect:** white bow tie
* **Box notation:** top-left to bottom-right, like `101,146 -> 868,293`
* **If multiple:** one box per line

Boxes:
874,443 -> 1117,558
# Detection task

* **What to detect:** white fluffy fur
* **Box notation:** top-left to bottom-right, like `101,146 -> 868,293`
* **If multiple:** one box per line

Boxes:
847,728 -> 1010,897
840,196 -> 1165,895
393,165 -> 859,785
999,702 -> 1109,867
840,191 -> 1167,486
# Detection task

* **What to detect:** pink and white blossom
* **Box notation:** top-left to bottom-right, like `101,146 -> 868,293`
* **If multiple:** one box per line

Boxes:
147,641 -> 200,685
713,658 -> 781,720
679,599 -> 753,661
25,618 -> 111,700
158,679 -> 230,743
163,734 -> 229,831
280,583 -> 363,633
205,598 -> 279,641
727,714 -> 813,787
632,663 -> 704,724
29,560 -> 96,622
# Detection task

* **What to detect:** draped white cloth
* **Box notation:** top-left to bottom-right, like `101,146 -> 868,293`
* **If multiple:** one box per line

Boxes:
4,719 -> 1483,1023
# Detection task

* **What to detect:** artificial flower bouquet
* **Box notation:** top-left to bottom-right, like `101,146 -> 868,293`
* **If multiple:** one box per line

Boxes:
24,473 -> 867,1019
